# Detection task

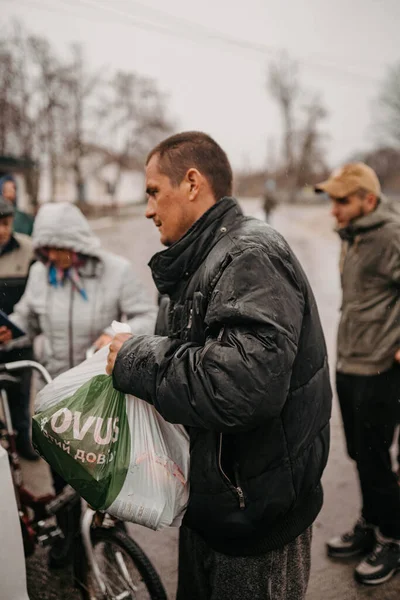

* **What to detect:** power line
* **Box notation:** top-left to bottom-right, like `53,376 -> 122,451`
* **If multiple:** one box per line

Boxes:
120,0 -> 385,74
75,0 -> 381,84
7,0 -> 382,86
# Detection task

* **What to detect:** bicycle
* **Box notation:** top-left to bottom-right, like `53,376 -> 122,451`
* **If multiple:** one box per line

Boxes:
0,359 -> 168,600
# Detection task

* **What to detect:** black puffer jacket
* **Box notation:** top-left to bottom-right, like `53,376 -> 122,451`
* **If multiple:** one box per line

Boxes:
113,197 -> 331,555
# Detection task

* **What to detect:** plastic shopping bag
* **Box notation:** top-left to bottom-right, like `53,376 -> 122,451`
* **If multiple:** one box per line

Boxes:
32,324 -> 190,530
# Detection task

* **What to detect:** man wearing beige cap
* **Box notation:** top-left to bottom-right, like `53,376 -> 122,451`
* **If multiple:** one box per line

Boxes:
316,163 -> 400,586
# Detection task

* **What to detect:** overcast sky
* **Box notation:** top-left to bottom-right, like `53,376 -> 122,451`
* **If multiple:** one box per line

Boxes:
3,0 -> 399,171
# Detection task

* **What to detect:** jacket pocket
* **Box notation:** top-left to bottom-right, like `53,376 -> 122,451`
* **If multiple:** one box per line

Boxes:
339,313 -> 385,359
217,433 -> 246,510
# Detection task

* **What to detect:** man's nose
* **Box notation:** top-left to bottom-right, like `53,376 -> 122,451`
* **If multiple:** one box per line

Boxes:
145,198 -> 156,220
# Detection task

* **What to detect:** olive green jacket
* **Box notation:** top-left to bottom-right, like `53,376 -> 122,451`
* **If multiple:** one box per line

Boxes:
337,199 -> 400,375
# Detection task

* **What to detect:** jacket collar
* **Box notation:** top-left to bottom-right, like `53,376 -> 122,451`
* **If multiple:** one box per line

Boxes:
0,234 -> 19,257
337,198 -> 400,241
149,197 -> 242,295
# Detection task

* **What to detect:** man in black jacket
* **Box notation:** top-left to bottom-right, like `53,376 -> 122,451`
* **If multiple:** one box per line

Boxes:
107,131 -> 331,599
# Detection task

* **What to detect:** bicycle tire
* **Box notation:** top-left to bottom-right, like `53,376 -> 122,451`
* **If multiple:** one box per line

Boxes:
76,526 -> 167,600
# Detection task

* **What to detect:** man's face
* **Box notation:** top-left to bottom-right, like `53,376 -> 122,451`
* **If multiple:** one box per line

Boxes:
2,181 -> 16,204
0,216 -> 13,247
330,192 -> 370,228
145,155 -> 194,246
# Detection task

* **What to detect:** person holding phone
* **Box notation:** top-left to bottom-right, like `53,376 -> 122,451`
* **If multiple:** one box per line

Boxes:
1,201 -> 157,567
0,195 -> 36,460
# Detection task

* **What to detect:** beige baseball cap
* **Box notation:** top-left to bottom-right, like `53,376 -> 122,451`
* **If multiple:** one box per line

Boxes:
315,162 -> 381,198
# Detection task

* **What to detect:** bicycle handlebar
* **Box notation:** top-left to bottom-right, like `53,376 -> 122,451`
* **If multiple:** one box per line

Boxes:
0,360 -> 52,385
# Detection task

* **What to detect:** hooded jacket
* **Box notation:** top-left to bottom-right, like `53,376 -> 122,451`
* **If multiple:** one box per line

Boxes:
0,175 -> 34,236
113,197 -> 331,556
9,203 -> 157,378
336,199 -> 400,375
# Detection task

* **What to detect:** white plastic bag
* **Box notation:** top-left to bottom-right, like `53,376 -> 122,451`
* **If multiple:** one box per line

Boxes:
33,322 -> 190,530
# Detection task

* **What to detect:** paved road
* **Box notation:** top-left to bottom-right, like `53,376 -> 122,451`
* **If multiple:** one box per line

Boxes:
23,199 -> 400,599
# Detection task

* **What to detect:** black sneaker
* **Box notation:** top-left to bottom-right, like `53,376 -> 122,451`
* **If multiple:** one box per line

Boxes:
327,518 -> 375,558
355,536 -> 400,585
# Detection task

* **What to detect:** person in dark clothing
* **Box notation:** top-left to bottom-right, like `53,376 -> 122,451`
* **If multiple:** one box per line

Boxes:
107,131 -> 332,600
316,162 -> 400,586
0,196 -> 36,460
0,174 -> 34,236
262,179 -> 278,224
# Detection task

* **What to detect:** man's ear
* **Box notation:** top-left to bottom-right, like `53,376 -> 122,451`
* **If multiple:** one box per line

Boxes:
365,193 -> 378,211
185,168 -> 202,201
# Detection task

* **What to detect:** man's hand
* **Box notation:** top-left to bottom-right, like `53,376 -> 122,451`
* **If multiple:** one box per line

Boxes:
0,326 -> 12,344
93,333 -> 113,350
106,333 -> 133,375
395,349 -> 400,363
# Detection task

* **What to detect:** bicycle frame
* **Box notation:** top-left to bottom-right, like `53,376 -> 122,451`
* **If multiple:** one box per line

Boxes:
1,359 -> 126,598
2,359 -> 53,385
81,506 -> 108,596
0,360 -> 58,551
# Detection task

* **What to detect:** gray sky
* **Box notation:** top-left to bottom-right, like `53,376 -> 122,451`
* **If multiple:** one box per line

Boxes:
3,0 -> 399,170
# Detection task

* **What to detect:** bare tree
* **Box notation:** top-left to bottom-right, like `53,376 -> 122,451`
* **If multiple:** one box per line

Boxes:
267,53 -> 328,201
268,52 -> 299,179
103,70 -> 173,204
294,94 -> 327,188
5,23 -> 42,205
378,62 -> 400,146
29,36 -> 68,199
0,20 -> 175,208
0,41 -> 17,155
61,44 -> 103,203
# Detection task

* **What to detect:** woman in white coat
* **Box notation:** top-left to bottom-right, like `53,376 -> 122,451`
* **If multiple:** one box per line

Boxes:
3,202 -> 156,376
0,202 -> 157,567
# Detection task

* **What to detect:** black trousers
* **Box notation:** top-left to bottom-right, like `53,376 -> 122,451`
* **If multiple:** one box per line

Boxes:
337,367 -> 400,538
176,526 -> 312,600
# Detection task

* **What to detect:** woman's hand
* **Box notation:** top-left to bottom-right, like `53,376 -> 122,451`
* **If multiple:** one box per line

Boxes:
93,333 -> 113,350
0,326 -> 12,344
106,333 -> 132,375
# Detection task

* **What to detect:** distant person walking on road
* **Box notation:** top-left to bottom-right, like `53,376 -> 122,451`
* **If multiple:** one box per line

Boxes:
262,179 -> 278,224
107,131 -> 332,600
316,163 -> 400,586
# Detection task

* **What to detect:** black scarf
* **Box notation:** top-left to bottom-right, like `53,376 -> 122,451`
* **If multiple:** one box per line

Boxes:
149,197 -> 242,296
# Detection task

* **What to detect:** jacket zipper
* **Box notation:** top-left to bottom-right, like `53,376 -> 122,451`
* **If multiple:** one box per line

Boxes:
69,283 -> 74,369
218,433 -> 246,509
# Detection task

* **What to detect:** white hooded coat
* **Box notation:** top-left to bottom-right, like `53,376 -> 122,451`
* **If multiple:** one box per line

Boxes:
10,203 -> 157,378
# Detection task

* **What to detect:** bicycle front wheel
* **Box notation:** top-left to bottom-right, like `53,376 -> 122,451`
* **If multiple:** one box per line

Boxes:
76,527 -> 167,600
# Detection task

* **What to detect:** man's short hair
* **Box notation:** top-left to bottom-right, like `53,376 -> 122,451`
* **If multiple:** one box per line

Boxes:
147,131 -> 233,201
